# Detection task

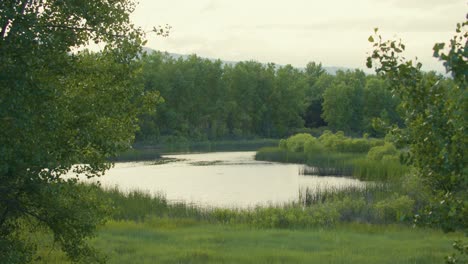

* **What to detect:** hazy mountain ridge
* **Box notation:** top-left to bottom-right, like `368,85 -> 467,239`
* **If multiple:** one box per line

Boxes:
142,47 -> 351,75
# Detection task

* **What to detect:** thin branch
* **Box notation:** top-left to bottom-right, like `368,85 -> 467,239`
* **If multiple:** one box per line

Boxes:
0,20 -> 11,39
37,24 -> 126,38
1,0 -> 31,39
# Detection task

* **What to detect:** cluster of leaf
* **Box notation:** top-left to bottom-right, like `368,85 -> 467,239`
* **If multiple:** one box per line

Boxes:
0,0 -> 161,263
367,15 -> 467,233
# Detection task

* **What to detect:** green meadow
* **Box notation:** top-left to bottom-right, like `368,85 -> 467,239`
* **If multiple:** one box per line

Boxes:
37,219 -> 461,264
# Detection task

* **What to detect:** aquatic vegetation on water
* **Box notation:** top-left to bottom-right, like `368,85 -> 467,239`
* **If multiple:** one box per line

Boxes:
189,160 -> 224,166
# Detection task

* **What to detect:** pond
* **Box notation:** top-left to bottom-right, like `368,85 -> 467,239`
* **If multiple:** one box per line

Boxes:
83,151 -> 364,208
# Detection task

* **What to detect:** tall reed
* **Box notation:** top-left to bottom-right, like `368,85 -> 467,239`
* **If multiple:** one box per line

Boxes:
79,180 -> 423,228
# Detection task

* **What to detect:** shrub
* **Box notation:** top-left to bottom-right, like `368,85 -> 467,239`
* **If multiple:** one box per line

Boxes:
367,143 -> 398,161
303,137 -> 325,156
344,138 -> 373,153
332,196 -> 367,222
319,130 -> 346,151
399,173 -> 431,211
285,133 -> 314,152
374,194 -> 415,223
318,131 -> 384,153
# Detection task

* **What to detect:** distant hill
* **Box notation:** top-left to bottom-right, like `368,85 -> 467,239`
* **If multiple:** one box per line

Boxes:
141,47 -> 352,75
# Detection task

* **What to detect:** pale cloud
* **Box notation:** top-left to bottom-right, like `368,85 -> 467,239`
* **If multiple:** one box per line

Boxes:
200,0 -> 218,13
234,15 -> 458,33
388,0 -> 464,9
132,0 -> 467,72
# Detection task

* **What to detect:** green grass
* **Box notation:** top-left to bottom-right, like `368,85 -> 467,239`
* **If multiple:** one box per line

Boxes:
37,220 -> 462,264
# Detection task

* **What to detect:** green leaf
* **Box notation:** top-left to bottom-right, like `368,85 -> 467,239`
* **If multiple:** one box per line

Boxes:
366,57 -> 372,68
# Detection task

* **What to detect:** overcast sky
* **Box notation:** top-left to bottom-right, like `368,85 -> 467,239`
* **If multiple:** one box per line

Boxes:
130,0 -> 466,72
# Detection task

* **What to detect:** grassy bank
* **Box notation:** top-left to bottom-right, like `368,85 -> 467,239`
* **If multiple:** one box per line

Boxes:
78,182 -> 427,227
38,220 -> 460,264
112,139 -> 279,162
256,147 -> 408,181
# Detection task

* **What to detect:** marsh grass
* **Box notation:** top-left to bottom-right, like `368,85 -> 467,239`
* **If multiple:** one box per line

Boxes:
85,180 -> 424,228
147,157 -> 185,165
189,160 -> 224,166
256,147 -> 408,181
299,166 -> 352,176
352,158 -> 409,181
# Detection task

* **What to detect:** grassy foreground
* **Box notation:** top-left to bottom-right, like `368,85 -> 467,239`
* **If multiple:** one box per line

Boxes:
38,219 -> 460,264
30,185 -> 464,263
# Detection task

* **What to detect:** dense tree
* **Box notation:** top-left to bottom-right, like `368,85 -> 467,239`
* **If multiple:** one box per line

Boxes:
270,64 -> 307,136
363,76 -> 402,135
138,54 -> 314,140
224,61 -> 279,137
136,51 -> 407,141
320,69 -> 402,135
0,1 -> 161,262
138,54 -> 227,141
224,61 -> 265,137
321,70 -> 366,133
303,62 -> 329,128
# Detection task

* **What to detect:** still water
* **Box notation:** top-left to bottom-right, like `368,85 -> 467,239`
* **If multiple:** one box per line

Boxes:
85,151 -> 364,208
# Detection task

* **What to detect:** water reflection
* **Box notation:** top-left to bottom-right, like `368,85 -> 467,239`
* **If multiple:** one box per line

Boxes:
84,151 -> 364,208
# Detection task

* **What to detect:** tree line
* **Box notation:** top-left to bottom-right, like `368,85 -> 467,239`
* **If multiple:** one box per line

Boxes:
136,52 -> 404,142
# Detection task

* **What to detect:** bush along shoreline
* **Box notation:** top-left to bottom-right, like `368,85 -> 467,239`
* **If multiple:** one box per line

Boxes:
255,131 -> 409,182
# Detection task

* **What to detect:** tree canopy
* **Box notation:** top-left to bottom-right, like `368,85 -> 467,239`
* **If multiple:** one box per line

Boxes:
136,53 -> 406,142
0,1 -> 161,262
